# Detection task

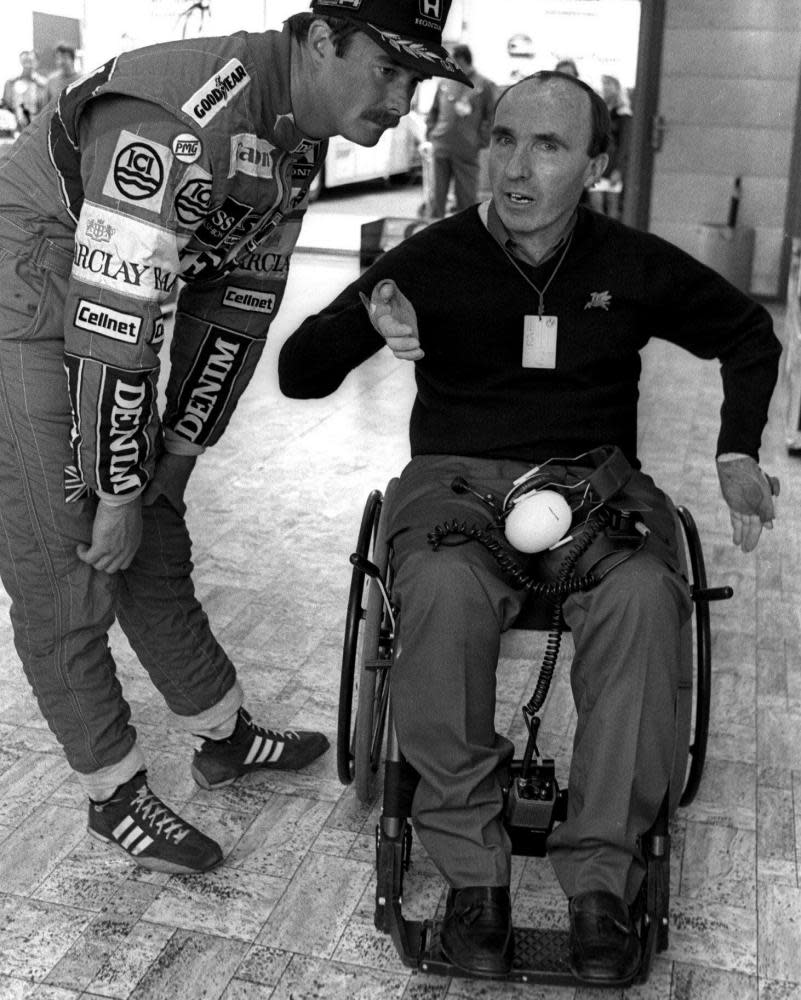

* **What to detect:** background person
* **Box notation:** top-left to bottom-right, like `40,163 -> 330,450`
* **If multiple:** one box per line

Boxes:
588,73 -> 632,219
425,43 -> 495,218
0,0 -> 468,876
2,49 -> 46,130
44,42 -> 81,104
278,71 -> 780,984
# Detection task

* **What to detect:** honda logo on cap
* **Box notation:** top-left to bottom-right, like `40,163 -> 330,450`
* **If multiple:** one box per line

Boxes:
420,0 -> 442,19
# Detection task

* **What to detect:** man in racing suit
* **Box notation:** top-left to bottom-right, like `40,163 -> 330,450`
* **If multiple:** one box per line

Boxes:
0,0 -> 470,874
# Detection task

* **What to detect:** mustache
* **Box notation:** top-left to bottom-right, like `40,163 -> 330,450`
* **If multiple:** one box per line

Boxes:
361,109 -> 401,129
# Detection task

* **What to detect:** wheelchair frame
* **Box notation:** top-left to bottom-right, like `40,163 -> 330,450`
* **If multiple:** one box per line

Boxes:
337,478 -> 732,987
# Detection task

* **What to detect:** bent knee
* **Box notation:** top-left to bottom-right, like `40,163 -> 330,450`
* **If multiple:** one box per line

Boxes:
596,552 -> 689,616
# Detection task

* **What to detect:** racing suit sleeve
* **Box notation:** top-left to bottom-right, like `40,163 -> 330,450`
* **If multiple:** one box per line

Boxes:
67,96 -> 187,504
68,95 -> 301,499
160,210 -> 300,459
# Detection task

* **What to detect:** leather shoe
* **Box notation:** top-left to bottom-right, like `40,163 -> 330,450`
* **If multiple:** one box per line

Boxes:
568,890 -> 641,985
440,885 -> 514,977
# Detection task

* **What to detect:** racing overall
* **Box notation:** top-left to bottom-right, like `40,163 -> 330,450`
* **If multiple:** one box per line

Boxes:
0,26 -> 325,797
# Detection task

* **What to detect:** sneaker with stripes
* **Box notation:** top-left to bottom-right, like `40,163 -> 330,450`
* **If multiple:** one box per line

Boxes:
87,771 -> 223,874
191,707 -> 330,790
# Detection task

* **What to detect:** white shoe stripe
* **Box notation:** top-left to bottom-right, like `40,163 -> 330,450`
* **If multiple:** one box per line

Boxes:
131,835 -> 154,856
112,815 -> 134,840
243,731 -> 287,766
120,825 -> 145,849
255,739 -> 279,763
244,734 -> 264,766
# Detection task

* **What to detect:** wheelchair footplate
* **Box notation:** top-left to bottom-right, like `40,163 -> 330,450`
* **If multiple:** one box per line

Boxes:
380,887 -> 655,989
375,757 -> 663,988
410,914 -> 574,986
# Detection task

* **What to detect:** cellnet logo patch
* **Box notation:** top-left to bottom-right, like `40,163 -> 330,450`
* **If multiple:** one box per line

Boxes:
74,299 -> 142,344
223,286 -> 276,314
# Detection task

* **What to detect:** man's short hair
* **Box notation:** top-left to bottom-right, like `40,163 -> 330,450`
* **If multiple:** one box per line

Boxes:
286,12 -> 361,57
55,43 -> 76,59
498,70 -> 611,157
452,44 -> 472,66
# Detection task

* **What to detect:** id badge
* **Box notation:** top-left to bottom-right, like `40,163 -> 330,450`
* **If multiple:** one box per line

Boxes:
522,315 -> 558,369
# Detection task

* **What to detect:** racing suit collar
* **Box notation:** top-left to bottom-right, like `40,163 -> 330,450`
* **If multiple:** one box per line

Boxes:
254,24 -> 322,153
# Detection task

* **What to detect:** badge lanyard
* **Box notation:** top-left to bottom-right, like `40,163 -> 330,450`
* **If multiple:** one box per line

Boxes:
501,230 -> 574,318
499,232 -> 574,369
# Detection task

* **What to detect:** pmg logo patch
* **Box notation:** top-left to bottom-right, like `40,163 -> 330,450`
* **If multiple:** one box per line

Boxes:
172,133 -> 202,163
102,132 -> 173,213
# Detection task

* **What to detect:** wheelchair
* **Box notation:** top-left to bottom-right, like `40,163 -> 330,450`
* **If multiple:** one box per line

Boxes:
337,475 -> 733,987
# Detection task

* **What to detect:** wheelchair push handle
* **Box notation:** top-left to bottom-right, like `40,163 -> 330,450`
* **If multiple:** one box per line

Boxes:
692,585 -> 734,602
350,553 -> 396,629
350,552 -> 382,579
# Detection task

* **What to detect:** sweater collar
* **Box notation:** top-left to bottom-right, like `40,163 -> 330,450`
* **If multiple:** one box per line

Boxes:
481,199 -> 578,267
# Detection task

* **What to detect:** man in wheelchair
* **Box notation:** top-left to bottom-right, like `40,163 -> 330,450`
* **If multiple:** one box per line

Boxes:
279,72 -> 780,985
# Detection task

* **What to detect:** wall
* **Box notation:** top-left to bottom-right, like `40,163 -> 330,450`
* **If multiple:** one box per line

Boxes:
649,0 -> 801,297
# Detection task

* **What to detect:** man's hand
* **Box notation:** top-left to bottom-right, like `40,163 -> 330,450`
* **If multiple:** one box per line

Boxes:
142,452 -> 197,510
359,280 -> 423,361
716,454 -> 780,553
77,498 -> 143,573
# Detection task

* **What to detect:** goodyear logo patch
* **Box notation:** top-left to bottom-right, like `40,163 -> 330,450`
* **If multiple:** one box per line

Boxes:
182,59 -> 250,127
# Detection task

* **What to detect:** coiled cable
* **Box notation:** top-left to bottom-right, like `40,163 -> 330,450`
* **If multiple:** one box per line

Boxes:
428,512 -> 609,778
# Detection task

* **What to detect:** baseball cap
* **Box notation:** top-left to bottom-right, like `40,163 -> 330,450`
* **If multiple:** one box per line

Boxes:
309,0 -> 472,87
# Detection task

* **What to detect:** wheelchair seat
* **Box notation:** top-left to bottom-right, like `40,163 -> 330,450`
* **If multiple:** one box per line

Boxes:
337,478 -> 732,988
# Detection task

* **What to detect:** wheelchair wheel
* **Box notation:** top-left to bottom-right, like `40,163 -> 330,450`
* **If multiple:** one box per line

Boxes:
675,505 -> 712,807
352,480 -> 397,802
338,489 -> 382,785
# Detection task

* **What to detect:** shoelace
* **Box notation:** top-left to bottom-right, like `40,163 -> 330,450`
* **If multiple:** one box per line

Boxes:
262,728 -> 298,742
130,785 -> 190,844
235,710 -> 298,745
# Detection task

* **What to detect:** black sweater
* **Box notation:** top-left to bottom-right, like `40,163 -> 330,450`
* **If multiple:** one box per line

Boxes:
279,207 -> 780,467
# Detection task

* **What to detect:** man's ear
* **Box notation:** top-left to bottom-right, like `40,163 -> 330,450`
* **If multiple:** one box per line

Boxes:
584,152 -> 609,189
307,20 -> 334,63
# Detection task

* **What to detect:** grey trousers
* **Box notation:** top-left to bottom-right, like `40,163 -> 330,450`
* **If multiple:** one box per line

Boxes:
385,454 -> 692,902
429,147 -> 480,218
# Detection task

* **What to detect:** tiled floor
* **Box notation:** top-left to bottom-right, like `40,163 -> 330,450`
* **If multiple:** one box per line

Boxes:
1,189 -> 800,999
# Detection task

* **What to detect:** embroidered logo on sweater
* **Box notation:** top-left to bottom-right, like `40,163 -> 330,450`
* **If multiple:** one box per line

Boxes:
584,291 -> 612,311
